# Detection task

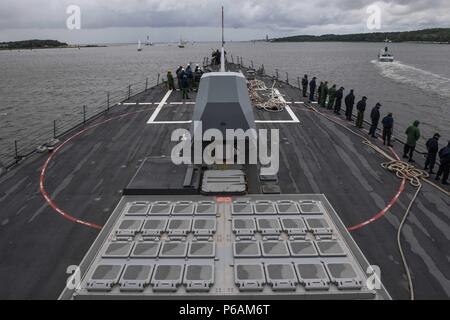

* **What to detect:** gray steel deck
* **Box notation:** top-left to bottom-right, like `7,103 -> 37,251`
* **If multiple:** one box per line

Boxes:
0,65 -> 449,299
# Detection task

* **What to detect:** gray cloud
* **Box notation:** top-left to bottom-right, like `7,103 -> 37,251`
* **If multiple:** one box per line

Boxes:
0,0 -> 449,41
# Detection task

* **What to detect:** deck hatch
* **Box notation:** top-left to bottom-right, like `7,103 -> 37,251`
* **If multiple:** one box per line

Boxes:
195,201 -> 217,216
295,263 -> 330,291
254,200 -> 277,214
288,240 -> 318,257
325,263 -> 362,290
131,242 -> 161,258
124,202 -> 151,216
159,241 -> 188,258
151,265 -> 184,292
280,218 -> 307,235
172,201 -> 195,215
192,218 -> 216,236
233,241 -> 261,258
261,241 -> 289,257
149,201 -> 172,215
115,219 -> 143,237
234,264 -> 265,292
256,218 -> 281,235
232,201 -> 253,215
299,201 -> 323,215
232,218 -> 256,235
167,218 -> 192,236
188,242 -> 216,258
304,217 -> 333,235
142,219 -> 167,236
265,264 -> 298,291
102,242 -> 134,258
315,240 -> 346,257
119,265 -> 153,292
184,265 -> 214,292
276,200 -> 300,214
87,265 -> 123,292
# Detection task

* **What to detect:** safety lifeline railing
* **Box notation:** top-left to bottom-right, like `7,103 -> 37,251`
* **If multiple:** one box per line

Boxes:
230,55 -> 431,157
0,73 -> 165,175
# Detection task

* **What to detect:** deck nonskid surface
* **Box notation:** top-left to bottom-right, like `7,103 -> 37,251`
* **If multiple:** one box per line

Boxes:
0,74 -> 449,299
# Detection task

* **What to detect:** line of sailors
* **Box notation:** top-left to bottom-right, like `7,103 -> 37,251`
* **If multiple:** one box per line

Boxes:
166,64 -> 204,100
301,74 -> 449,185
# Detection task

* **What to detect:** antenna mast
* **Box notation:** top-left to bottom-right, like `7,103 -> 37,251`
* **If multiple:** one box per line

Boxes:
220,6 -> 225,72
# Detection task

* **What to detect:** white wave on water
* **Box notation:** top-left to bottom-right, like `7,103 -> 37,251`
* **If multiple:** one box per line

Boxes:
372,60 -> 450,98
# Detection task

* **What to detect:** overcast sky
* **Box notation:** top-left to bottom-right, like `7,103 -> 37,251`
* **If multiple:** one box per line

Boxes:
0,0 -> 449,43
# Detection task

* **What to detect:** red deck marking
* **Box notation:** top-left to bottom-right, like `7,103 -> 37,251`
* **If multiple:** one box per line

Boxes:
215,196 -> 233,203
40,110 -> 148,230
347,147 -> 407,232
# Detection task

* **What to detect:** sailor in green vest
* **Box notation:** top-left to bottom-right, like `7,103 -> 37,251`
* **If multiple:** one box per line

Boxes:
327,84 -> 337,110
166,70 -> 175,91
403,120 -> 421,163
320,81 -> 328,108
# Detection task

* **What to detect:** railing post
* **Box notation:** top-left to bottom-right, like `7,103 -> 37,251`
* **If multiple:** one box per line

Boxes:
251,60 -> 254,69
145,78 -> 148,91
275,69 -> 279,80
297,77 -> 301,89
286,72 -> 289,84
107,92 -> 110,112
240,57 -> 243,66
261,64 -> 265,75
53,120 -> 57,138
83,105 -> 86,124
231,54 -> 234,64
157,74 -> 160,86
127,85 -> 131,99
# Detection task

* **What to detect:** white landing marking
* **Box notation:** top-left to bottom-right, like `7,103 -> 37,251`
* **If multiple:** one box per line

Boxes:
138,102 -> 154,105
169,102 -> 183,105
294,101 -> 305,104
285,106 -> 300,123
147,90 -> 173,123
123,102 -> 138,105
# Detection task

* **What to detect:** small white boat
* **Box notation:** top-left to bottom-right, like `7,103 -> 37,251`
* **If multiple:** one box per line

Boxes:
378,38 -> 394,62
137,40 -> 142,51
178,36 -> 186,48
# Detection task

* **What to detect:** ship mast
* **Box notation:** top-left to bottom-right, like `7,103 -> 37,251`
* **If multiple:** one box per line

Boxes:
220,6 -> 225,72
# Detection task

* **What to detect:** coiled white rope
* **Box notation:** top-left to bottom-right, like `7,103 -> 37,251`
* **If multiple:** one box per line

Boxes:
248,79 -> 286,112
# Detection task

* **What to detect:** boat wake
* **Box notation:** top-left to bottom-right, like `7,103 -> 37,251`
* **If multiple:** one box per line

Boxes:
372,60 -> 450,98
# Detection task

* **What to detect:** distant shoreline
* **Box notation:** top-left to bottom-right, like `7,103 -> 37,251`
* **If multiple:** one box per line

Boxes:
0,40 -> 107,51
271,28 -> 450,43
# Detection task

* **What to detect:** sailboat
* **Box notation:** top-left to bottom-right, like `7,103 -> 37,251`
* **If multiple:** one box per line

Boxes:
178,36 -> 186,48
137,40 -> 142,52
145,36 -> 153,46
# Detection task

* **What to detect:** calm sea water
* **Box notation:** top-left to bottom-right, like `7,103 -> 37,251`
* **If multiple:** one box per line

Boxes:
1,42 -> 449,165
